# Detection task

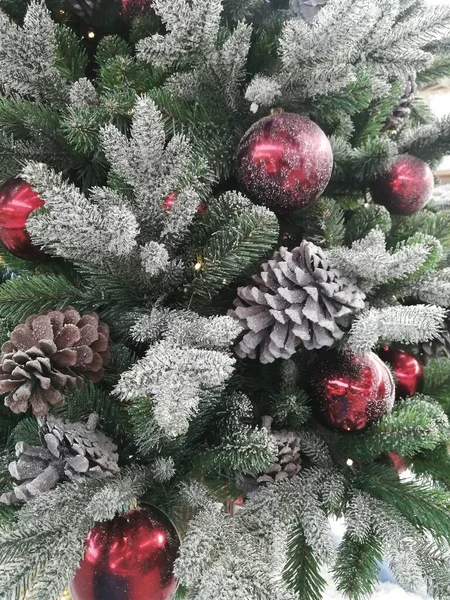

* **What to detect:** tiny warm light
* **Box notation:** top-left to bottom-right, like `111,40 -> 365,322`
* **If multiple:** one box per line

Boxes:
194,261 -> 203,271
87,29 -> 96,39
59,9 -> 65,15
346,458 -> 354,467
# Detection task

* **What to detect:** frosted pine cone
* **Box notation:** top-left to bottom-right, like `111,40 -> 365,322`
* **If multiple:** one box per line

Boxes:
0,413 -> 119,505
290,0 -> 329,22
382,74 -> 417,135
63,0 -> 102,19
0,307 -> 110,416
411,311 -> 450,364
238,416 -> 301,493
229,241 -> 365,363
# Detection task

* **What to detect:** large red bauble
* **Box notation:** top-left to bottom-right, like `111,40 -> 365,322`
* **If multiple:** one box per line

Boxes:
370,154 -> 434,216
0,178 -> 45,260
70,506 -> 180,600
308,350 -> 395,432
378,346 -> 424,400
236,113 -> 333,212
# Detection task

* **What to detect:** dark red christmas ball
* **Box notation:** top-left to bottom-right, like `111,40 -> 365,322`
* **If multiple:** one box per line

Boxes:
308,351 -> 395,432
70,506 -> 180,600
370,155 -> 434,216
0,178 -> 45,260
236,112 -> 333,212
388,452 -> 407,474
379,346 -> 424,400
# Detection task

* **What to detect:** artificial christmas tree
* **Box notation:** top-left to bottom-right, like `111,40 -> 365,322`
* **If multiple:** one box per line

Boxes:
0,1 -> 449,600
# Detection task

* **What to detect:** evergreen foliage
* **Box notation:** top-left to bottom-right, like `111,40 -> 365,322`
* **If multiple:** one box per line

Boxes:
0,0 -> 449,599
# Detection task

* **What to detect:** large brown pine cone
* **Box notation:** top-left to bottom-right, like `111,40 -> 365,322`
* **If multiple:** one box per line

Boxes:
0,307 -> 110,417
382,74 -> 417,135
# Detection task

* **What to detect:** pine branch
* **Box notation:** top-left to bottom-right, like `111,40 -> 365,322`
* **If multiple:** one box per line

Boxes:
283,524 -> 327,600
0,274 -> 84,323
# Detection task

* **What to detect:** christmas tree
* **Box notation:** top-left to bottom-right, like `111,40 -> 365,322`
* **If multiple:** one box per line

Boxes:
0,0 -> 450,598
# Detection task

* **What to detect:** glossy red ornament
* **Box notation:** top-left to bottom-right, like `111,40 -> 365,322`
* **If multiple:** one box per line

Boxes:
389,452 -> 408,474
236,112 -> 333,212
70,506 -> 180,600
370,154 -> 434,216
0,178 -> 45,260
162,192 -> 177,211
379,346 -> 424,400
308,351 -> 395,432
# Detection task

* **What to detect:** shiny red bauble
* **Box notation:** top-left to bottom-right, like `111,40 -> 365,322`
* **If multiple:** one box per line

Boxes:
308,350 -> 395,432
370,155 -> 434,216
70,506 -> 180,600
236,112 -> 333,212
0,178 -> 45,260
378,346 -> 424,400
162,192 -> 177,211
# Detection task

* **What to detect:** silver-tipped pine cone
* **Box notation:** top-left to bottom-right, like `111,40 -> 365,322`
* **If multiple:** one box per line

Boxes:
229,240 -> 365,364
238,417 -> 301,493
290,0 -> 329,22
0,413 -> 119,505
0,307 -> 110,417
63,0 -> 102,18
382,74 -> 417,135
411,311 -> 450,364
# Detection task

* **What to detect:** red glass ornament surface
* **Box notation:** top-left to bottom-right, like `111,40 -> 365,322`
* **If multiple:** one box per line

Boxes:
370,154 -> 434,216
0,178 -> 45,260
236,113 -> 333,212
70,506 -> 180,600
379,346 -> 424,400
308,351 -> 395,432
162,192 -> 177,211
389,452 -> 407,474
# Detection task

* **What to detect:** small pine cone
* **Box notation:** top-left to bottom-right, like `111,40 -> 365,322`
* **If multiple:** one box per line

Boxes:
229,241 -> 365,364
382,74 -> 417,135
411,311 -> 450,364
238,416 -> 301,493
0,307 -> 110,417
290,0 -> 329,22
63,0 -> 103,19
0,413 -> 120,505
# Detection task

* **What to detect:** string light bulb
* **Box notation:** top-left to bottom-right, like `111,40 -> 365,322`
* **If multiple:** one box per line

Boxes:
87,29 -> 96,39
346,458 -> 354,467
194,254 -> 204,272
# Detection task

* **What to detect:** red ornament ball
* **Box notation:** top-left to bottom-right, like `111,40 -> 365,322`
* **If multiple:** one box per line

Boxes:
378,346 -> 424,400
370,154 -> 434,216
236,112 -> 333,212
389,452 -> 408,474
162,192 -> 177,211
308,350 -> 395,432
0,178 -> 45,260
70,506 -> 180,600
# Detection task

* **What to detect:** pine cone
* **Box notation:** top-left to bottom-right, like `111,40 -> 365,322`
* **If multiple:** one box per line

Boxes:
290,0 -> 329,22
63,0 -> 103,19
238,416 -> 301,493
0,307 -> 110,417
411,311 -> 450,364
0,413 -> 119,505
229,241 -> 365,364
382,74 -> 417,135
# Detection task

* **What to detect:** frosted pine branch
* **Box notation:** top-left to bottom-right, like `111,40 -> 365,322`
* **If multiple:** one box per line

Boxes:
69,78 -> 98,107
347,305 -> 446,354
400,268 -> 450,307
0,1 -> 68,106
140,242 -> 170,276
152,457 -> 176,482
245,75 -> 282,112
115,341 -> 235,437
328,229 -> 442,289
22,163 -> 139,263
137,0 -> 222,70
